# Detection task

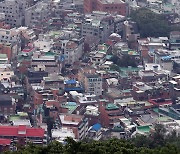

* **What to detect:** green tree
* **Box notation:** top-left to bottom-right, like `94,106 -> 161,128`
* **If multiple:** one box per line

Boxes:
131,8 -> 170,38
110,55 -> 137,68
152,124 -> 166,147
4,135 -> 180,154
131,135 -> 152,148
46,141 -> 64,154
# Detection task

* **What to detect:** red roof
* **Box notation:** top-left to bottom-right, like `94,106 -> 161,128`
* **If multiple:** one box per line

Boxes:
22,47 -> 34,53
0,125 -> 45,138
0,138 -> 11,146
149,99 -> 172,106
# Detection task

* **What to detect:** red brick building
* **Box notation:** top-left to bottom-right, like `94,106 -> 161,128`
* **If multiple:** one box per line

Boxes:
84,0 -> 129,16
99,101 -> 124,128
0,95 -> 16,116
0,43 -> 12,60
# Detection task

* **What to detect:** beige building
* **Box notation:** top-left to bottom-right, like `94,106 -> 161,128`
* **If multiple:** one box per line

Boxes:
0,64 -> 14,82
0,0 -> 29,27
78,67 -> 102,96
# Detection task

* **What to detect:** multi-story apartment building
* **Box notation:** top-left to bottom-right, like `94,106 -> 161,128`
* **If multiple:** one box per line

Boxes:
0,28 -> 21,44
18,27 -> 36,43
0,94 -> 16,115
84,0 -> 129,16
123,20 -> 140,42
25,1 -> 51,28
53,34 -> 84,65
84,74 -> 103,96
82,11 -> 114,44
63,40 -> 83,64
34,34 -> 53,53
0,0 -> 29,27
154,49 -> 173,72
51,127 -> 75,143
59,114 -> 88,140
0,63 -> 14,82
0,12 -> 10,29
0,28 -> 21,59
78,67 -> 102,96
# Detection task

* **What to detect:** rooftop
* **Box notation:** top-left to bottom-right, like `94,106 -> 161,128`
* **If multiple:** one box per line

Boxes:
61,102 -> 78,114
91,123 -> 102,132
106,103 -> 119,110
0,125 -> 45,138
100,0 -> 125,4
137,125 -> 151,133
65,79 -> 76,84
51,127 -> 75,141
0,54 -> 8,59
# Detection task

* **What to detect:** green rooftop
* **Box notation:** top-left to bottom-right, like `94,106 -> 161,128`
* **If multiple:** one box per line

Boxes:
153,108 -> 159,113
9,112 -> 28,121
17,112 -> 28,117
122,89 -> 132,93
112,125 -> 124,132
0,54 -> 8,59
9,115 -> 21,121
106,103 -> 119,110
17,54 -> 31,62
137,125 -> 151,133
106,55 -> 113,60
45,51 -> 56,56
61,102 -> 77,114
158,116 -> 171,122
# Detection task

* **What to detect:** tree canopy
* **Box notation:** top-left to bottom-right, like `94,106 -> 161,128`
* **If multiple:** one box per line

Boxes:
130,8 -> 170,38
5,134 -> 180,154
110,55 -> 137,68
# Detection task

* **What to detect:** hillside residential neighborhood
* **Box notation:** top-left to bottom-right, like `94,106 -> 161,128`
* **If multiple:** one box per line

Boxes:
0,0 -> 179,152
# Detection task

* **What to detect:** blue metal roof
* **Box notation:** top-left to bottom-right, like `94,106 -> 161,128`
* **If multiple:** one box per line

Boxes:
91,123 -> 101,131
67,102 -> 77,106
65,80 -> 76,84
161,56 -> 171,61
64,87 -> 83,92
